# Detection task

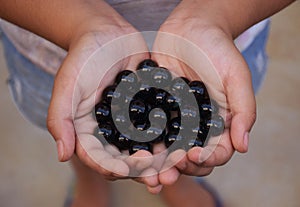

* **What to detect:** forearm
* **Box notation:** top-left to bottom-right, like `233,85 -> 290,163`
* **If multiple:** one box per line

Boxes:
172,0 -> 296,39
0,0 -> 127,50
215,0 -> 296,38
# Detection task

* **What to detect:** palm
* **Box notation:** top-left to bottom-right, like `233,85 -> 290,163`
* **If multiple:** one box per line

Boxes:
151,21 -> 255,181
48,27 -> 156,180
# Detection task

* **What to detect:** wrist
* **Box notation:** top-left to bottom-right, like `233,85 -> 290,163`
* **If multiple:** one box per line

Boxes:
162,0 -> 235,39
169,0 -> 295,39
60,0 -> 134,50
68,8 -> 134,51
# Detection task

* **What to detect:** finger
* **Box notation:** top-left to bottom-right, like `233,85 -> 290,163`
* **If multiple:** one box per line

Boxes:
179,164 -> 214,177
125,150 -> 154,175
159,166 -> 181,186
47,37 -> 98,162
104,144 -> 122,157
146,184 -> 163,194
225,54 -> 256,153
172,149 -> 215,176
151,142 -> 169,171
133,167 -> 160,187
47,58 -> 78,162
158,150 -> 183,185
188,129 -> 234,167
132,168 -> 163,195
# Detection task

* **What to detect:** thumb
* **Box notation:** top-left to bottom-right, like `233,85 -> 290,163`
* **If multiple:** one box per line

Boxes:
47,62 -> 77,162
226,58 -> 256,153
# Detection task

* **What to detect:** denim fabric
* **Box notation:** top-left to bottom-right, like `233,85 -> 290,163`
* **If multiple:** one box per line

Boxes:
0,23 -> 269,129
1,31 -> 54,129
241,22 -> 270,94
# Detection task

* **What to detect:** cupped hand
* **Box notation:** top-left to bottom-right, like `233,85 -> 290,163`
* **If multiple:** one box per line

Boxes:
150,1 -> 256,185
46,13 -> 163,190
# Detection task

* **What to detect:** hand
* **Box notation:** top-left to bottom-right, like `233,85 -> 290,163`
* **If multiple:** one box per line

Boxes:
46,6 -> 163,192
1,0 -> 292,195
150,0 -> 256,185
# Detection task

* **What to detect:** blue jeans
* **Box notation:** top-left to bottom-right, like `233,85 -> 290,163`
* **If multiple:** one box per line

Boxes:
0,24 -> 270,129
0,31 -> 54,129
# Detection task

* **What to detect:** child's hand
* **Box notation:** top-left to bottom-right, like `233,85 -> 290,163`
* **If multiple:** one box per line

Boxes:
45,3 -> 164,192
0,0 -> 165,193
47,26 -> 164,189
150,0 -> 257,185
3,0 -> 293,194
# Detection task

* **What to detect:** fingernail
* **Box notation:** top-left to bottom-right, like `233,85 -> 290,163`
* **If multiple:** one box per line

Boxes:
243,132 -> 249,151
56,140 -> 64,161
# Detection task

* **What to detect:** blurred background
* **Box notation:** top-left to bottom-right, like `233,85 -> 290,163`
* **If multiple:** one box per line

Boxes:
0,2 -> 299,207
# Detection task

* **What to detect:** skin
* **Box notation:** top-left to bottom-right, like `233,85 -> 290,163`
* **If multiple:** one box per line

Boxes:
150,0 -> 295,187
0,0 -> 296,206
